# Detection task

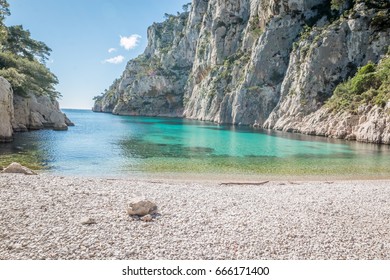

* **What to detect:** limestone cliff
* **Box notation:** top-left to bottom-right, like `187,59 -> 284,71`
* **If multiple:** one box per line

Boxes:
0,77 -> 13,142
0,76 -> 73,142
94,0 -> 390,144
93,0 -> 208,116
13,92 -> 73,132
264,1 -> 390,144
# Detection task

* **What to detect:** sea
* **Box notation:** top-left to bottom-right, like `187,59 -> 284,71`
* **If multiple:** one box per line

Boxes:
1,109 -> 390,179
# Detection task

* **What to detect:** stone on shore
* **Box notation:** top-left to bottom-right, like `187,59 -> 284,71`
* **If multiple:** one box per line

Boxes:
141,214 -> 153,222
127,198 -> 157,216
2,162 -> 37,175
80,217 -> 96,225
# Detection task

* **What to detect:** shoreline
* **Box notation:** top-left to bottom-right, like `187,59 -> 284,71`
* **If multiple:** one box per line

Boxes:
1,173 -> 390,260
44,170 -> 390,183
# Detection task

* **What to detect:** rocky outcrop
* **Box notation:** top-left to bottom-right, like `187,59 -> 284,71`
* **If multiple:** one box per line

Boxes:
94,0 -> 390,144
0,75 -> 73,142
13,93 -> 72,131
295,103 -> 390,144
0,77 -> 14,142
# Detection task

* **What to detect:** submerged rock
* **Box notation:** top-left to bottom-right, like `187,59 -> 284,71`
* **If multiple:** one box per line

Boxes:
2,162 -> 37,175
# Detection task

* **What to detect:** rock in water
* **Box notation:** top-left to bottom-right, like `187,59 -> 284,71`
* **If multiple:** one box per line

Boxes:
127,198 -> 157,216
2,162 -> 37,175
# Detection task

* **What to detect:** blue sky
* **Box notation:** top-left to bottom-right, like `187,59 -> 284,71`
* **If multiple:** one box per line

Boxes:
6,0 -> 190,109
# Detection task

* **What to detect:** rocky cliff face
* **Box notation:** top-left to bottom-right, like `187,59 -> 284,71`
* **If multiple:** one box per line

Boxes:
13,93 -> 73,132
264,2 -> 390,140
94,0 -> 390,144
94,0 -> 208,116
0,76 -> 73,142
0,77 -> 14,142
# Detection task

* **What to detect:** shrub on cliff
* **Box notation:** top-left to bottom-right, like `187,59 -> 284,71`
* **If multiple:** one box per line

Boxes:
326,53 -> 390,112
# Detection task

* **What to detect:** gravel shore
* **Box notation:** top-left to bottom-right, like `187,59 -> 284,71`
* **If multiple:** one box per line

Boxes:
1,174 -> 390,260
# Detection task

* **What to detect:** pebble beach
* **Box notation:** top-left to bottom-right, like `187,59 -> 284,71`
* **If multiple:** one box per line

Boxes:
1,173 -> 390,260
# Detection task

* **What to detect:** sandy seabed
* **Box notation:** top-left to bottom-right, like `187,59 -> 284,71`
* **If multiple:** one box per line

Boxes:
0,173 -> 389,260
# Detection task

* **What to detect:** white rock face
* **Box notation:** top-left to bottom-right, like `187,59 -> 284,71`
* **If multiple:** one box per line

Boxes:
1,74 -> 73,141
0,77 -> 14,142
264,3 -> 390,136
184,0 -> 324,125
13,93 -> 70,132
94,0 -> 390,144
93,0 -> 209,117
293,103 -> 390,144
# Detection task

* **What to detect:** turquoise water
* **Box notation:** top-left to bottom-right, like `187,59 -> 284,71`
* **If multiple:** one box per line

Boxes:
1,109 -> 390,178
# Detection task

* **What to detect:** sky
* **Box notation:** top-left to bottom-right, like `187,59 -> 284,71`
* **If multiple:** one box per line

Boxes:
6,0 -> 190,109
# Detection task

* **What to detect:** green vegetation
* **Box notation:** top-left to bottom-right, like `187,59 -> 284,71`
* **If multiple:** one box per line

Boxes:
293,25 -> 313,51
249,16 -> 263,38
326,54 -> 390,113
371,9 -> 390,30
359,0 -> 390,9
213,51 -> 251,85
182,3 -> 191,13
246,85 -> 262,95
0,0 -> 58,98
331,0 -> 347,10
331,0 -> 390,11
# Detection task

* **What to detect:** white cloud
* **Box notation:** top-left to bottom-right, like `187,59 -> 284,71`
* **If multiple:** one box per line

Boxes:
120,34 -> 141,50
103,55 -> 125,64
108,48 -> 117,53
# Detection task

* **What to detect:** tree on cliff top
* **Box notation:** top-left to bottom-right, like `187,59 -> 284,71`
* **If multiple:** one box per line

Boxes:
0,0 -> 59,99
3,25 -> 52,63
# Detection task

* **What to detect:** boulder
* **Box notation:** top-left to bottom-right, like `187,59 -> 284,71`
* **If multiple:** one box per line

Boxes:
127,198 -> 157,216
80,217 -> 97,225
2,162 -> 37,175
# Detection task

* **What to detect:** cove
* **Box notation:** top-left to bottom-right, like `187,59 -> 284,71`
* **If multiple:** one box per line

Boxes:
1,109 -> 390,179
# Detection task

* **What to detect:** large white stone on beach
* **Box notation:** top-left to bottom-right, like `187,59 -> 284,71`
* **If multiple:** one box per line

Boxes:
2,162 -> 37,175
127,198 -> 157,216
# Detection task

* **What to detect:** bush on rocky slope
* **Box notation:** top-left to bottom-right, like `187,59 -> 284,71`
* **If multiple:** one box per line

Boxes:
326,53 -> 390,113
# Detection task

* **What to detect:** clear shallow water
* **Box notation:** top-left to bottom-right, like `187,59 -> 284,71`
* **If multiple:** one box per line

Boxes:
1,109 -> 390,178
